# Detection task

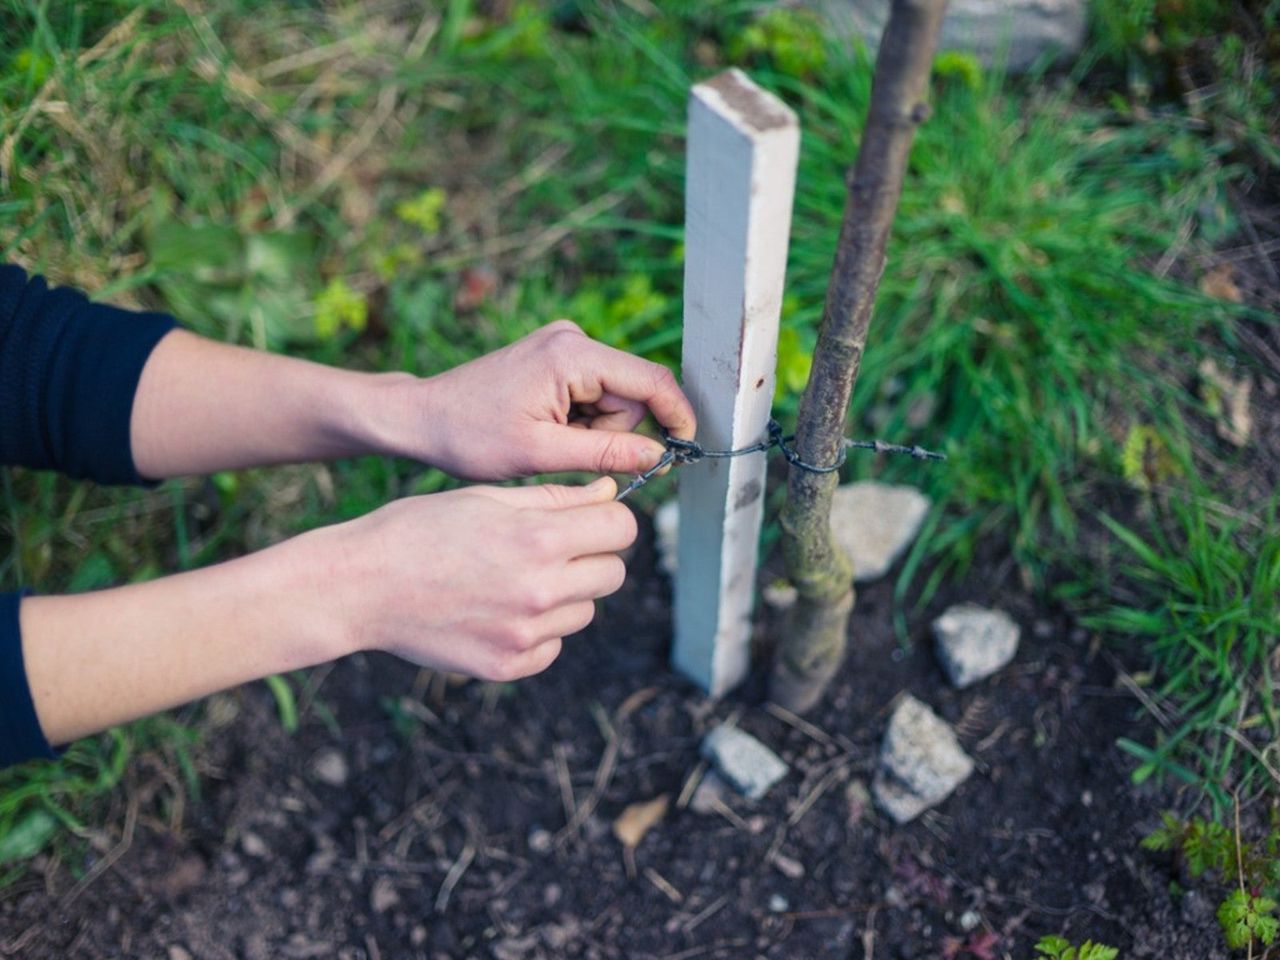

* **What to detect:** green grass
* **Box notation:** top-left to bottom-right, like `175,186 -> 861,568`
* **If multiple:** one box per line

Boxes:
0,0 -> 1275,871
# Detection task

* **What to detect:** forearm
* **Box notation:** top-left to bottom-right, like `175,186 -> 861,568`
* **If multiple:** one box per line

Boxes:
130,329 -> 418,478
19,529 -> 350,745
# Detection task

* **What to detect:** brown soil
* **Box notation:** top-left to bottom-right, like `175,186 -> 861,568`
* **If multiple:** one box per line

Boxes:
0,516 -> 1227,960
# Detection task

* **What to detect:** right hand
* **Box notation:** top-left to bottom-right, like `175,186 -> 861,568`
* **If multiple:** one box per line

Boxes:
313,476 -> 635,682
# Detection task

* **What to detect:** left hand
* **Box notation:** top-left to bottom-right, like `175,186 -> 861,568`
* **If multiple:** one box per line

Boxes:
397,320 -> 697,481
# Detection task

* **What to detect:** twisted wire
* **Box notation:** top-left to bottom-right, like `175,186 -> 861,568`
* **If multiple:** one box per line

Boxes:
615,418 -> 945,501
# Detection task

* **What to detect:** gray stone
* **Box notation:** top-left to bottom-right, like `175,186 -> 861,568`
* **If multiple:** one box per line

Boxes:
932,603 -> 1020,688
872,695 -> 974,823
657,481 -> 929,585
700,726 -> 790,801
816,0 -> 1086,72
830,482 -> 930,583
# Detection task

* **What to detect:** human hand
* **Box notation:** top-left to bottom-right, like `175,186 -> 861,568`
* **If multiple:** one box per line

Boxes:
316,476 -> 634,681
394,320 -> 696,481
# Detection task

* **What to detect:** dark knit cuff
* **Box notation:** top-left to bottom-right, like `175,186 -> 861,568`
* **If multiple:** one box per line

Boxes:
0,591 -> 56,768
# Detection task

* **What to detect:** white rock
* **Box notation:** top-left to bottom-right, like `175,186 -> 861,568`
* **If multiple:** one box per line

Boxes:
932,604 -> 1020,688
872,695 -> 974,824
654,499 -> 679,576
700,726 -> 789,801
310,748 -> 349,788
656,481 -> 928,585
816,0 -> 1087,72
527,826 -> 553,855
762,580 -> 799,610
830,482 -> 930,583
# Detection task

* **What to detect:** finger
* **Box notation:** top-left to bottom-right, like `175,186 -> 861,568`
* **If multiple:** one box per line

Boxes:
584,345 -> 697,440
532,421 -> 667,475
542,500 -> 638,558
558,554 -> 627,603
497,637 -> 564,681
579,392 -> 648,433
530,601 -> 597,640
479,476 -> 617,509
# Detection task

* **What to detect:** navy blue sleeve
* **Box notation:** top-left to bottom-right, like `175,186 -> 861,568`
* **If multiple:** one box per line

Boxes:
0,591 -> 54,767
0,263 -> 177,485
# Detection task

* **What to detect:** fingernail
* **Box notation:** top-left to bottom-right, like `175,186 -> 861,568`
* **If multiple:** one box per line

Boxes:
585,477 -> 612,492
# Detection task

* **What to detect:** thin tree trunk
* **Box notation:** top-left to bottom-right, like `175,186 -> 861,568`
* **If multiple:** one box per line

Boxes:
769,0 -> 949,713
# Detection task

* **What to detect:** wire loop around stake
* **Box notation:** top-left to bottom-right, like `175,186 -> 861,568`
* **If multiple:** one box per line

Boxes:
614,418 -> 945,501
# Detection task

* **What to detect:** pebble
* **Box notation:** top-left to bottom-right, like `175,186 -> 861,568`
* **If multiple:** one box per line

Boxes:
168,948 -> 193,960
689,770 -> 731,814
240,831 -> 270,858
762,580 -> 798,610
932,603 -> 1020,688
828,482 -> 930,582
371,876 -> 400,914
310,748 -> 349,788
872,695 -> 974,824
700,726 -> 789,801
959,909 -> 981,932
527,826 -> 553,855
654,481 -> 928,584
768,894 -> 790,913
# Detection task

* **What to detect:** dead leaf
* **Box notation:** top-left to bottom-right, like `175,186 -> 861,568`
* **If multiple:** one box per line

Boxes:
612,794 -> 669,849
1199,358 -> 1253,447
1199,263 -> 1242,303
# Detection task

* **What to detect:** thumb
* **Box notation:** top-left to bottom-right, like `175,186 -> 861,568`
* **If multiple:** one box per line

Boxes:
534,423 -> 667,476
483,476 -> 618,509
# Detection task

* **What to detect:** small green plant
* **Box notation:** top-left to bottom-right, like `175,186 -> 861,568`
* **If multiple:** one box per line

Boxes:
727,8 -> 828,78
1034,935 -> 1120,960
1217,889 -> 1279,950
1143,812 -> 1280,951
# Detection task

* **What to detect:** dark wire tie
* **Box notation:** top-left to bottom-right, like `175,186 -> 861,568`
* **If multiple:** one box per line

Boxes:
615,418 -> 945,501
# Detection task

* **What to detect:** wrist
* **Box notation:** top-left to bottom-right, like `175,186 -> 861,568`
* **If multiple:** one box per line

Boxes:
340,368 -> 445,465
265,523 -> 370,664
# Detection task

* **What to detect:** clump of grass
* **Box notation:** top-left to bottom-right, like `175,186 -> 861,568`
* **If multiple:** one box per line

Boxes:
1073,494 -> 1280,812
0,717 -> 200,881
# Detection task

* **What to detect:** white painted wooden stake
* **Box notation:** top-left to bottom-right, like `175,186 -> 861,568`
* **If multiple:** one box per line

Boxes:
672,69 -> 800,696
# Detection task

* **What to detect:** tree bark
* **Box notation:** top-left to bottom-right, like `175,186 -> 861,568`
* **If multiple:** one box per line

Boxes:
769,0 -> 949,714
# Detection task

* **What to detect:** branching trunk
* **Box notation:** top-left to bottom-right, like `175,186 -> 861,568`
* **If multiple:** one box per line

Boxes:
769,0 -> 949,713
